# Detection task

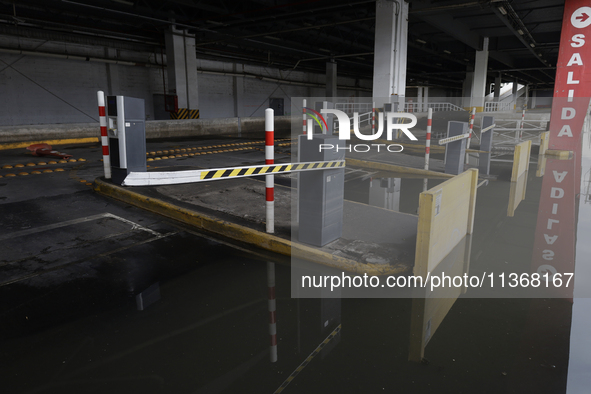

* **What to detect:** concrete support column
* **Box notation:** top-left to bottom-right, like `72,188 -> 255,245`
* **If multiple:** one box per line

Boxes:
532,89 -> 537,109
494,74 -> 502,102
165,27 -> 199,116
424,86 -> 429,112
104,48 -> 120,96
471,37 -> 489,112
524,84 -> 529,109
417,87 -> 423,112
326,61 -> 337,98
232,63 -> 244,118
462,72 -> 473,108
512,78 -> 518,110
372,0 -> 409,109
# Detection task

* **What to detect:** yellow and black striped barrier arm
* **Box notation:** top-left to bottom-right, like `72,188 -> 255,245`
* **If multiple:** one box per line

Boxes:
438,133 -> 471,145
123,160 -> 345,186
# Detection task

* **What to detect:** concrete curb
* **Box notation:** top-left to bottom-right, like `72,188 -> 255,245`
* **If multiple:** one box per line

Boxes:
93,177 -> 409,276
346,158 -> 454,178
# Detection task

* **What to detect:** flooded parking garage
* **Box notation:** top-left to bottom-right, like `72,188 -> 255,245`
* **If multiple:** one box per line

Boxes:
0,126 -> 589,392
1,0 -> 588,392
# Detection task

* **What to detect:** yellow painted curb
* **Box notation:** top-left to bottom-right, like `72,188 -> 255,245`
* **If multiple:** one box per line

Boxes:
93,178 -> 408,276
346,158 -> 453,178
0,137 -> 99,151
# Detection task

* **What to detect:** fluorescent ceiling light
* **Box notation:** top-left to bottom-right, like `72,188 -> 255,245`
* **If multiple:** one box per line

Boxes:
443,50 -> 451,54
530,43 -> 535,47
517,29 -> 524,35
416,39 -> 427,44
498,7 -> 507,15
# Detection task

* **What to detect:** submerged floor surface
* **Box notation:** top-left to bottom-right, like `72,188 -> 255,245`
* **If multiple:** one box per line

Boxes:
0,136 -> 587,393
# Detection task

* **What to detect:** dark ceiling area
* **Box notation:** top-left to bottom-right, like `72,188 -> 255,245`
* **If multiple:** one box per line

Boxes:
0,0 -> 565,89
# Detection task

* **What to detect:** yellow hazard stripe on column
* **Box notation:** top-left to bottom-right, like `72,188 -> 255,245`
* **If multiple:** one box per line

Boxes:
170,108 -> 199,119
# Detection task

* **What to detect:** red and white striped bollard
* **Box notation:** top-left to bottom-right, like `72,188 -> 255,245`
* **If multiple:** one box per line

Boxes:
265,108 -> 274,234
372,102 -> 376,135
423,108 -> 432,192
468,107 -> 476,147
466,107 -> 476,164
97,91 -> 111,179
302,99 -> 307,135
520,108 -> 525,140
424,107 -> 432,171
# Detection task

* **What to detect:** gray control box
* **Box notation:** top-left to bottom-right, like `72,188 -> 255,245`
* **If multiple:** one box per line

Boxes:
444,121 -> 468,175
106,96 -> 147,185
478,116 -> 494,176
298,134 -> 345,246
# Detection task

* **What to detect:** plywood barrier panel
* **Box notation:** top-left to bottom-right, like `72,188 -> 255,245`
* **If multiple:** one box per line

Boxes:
539,131 -> 550,156
511,140 -> 532,182
507,170 -> 529,217
414,168 -> 478,278
536,154 -> 547,178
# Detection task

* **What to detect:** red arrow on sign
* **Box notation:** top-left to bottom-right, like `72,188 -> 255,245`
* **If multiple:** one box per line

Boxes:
576,13 -> 589,22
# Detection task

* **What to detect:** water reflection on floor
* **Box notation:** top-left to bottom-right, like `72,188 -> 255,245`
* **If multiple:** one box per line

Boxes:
0,257 -> 572,394
2,154 -> 590,393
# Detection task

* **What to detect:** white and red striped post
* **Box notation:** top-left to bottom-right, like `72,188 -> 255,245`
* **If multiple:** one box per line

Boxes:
468,107 -> 476,146
371,102 -> 376,135
466,107 -> 476,163
520,108 -> 525,140
424,108 -> 432,171
267,261 -> 277,362
97,91 -> 111,179
423,108 -> 433,192
302,99 -> 307,135
265,108 -> 274,234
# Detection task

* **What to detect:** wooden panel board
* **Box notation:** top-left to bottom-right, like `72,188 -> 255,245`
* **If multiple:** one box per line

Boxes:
511,140 -> 532,182
414,168 -> 478,278
539,131 -> 550,156
507,170 -> 528,217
